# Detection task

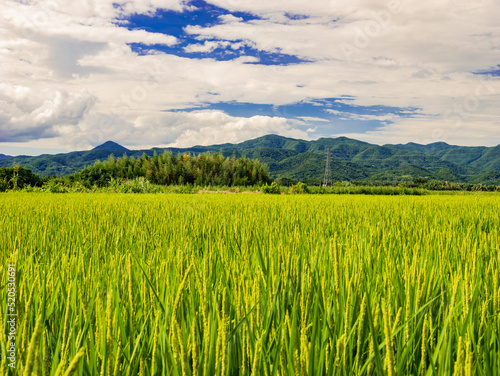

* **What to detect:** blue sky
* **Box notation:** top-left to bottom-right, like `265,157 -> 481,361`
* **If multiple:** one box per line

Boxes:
124,2 -> 312,65
476,65 -> 500,77
0,0 -> 499,155
125,1 -> 305,64
166,97 -> 419,135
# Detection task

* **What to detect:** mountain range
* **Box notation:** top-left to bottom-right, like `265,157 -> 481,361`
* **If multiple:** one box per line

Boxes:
1,135 -> 500,185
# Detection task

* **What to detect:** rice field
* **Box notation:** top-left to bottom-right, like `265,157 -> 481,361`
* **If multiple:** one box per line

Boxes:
1,192 -> 500,375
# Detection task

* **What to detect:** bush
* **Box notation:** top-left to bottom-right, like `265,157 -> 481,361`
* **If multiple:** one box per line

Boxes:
22,185 -> 39,192
275,177 -> 297,187
291,182 -> 309,194
69,181 -> 90,193
0,179 -> 9,192
261,182 -> 281,194
44,181 -> 68,193
115,177 -> 162,194
0,166 -> 43,190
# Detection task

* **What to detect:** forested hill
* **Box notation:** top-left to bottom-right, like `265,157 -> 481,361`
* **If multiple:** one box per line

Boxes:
2,135 -> 500,185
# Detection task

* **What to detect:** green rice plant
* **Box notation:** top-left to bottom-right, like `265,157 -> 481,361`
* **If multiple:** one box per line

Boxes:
0,193 -> 499,375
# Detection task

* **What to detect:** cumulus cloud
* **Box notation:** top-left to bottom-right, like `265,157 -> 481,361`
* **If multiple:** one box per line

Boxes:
57,109 -> 310,151
325,109 -> 399,122
0,84 -> 95,142
184,40 -> 231,53
296,116 -> 330,123
191,0 -> 500,71
2,1 -> 179,45
0,0 -> 499,152
158,110 -> 310,147
341,115 -> 500,147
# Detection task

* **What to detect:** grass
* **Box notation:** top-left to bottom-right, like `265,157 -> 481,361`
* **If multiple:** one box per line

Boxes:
1,193 -> 499,375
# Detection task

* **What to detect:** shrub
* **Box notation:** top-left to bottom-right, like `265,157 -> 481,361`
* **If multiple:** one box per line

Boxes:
290,182 -> 309,194
44,181 -> 68,193
117,177 -> 162,193
274,177 -> 297,187
261,182 -> 281,194
0,179 -> 9,192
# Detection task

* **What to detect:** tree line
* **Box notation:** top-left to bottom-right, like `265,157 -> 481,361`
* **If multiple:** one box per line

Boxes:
72,151 -> 272,187
2,152 -> 500,193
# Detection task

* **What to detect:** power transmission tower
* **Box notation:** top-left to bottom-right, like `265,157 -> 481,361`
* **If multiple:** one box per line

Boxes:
323,149 -> 332,187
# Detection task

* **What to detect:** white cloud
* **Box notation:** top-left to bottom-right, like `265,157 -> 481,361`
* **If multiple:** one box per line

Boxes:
0,83 -> 95,142
2,1 -> 179,45
325,109 -> 398,122
218,14 -> 244,23
191,0 -> 500,71
296,116 -> 330,123
56,110 -> 310,151
340,115 -> 500,147
138,110 -> 310,148
184,40 -> 231,53
0,0 -> 499,152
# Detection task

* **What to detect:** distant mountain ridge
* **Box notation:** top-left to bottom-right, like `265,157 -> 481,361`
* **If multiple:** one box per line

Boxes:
92,141 -> 129,152
0,154 -> 12,160
1,135 -> 500,185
